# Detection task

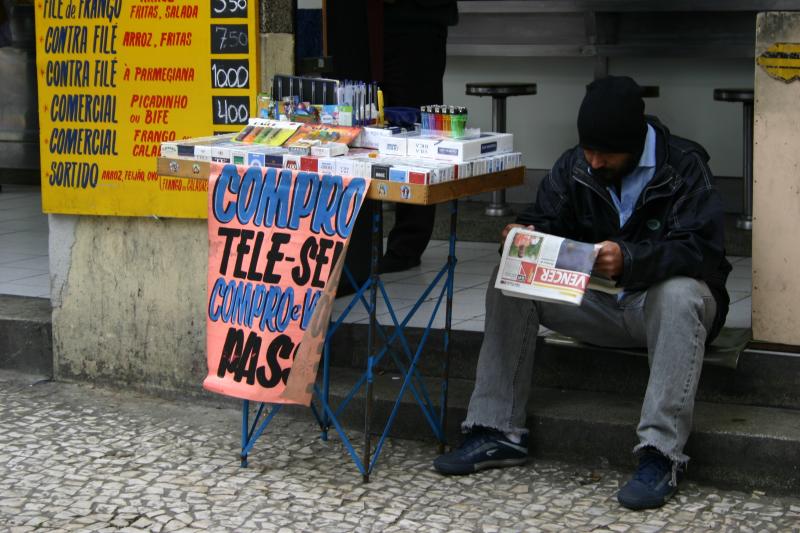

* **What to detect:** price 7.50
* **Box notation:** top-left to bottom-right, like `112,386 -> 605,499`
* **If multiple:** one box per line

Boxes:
212,25 -> 248,53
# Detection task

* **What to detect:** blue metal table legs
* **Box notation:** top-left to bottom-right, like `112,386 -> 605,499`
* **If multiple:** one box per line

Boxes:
238,199 -> 459,480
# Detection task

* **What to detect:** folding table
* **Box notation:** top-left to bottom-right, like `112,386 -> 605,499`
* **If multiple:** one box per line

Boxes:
239,166 -> 524,480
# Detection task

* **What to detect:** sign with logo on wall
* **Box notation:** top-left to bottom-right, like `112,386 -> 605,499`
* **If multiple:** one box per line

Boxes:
757,42 -> 800,83
34,0 -> 258,217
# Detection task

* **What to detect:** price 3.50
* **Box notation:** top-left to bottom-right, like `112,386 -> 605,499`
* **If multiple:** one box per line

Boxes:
211,0 -> 247,18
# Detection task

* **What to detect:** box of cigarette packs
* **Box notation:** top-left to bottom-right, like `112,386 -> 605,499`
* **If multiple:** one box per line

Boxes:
406,132 -> 513,163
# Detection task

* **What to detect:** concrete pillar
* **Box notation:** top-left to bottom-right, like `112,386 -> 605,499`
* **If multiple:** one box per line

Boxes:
752,12 -> 800,346
50,216 -> 208,393
260,0 -> 295,92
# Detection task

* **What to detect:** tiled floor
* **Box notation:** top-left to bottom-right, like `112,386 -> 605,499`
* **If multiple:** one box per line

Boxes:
0,185 -> 50,298
333,240 -> 753,331
0,184 -> 752,331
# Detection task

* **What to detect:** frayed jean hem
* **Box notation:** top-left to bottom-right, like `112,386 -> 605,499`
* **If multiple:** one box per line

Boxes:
460,420 -> 529,436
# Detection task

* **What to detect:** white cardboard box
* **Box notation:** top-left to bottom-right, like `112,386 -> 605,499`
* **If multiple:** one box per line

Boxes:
355,126 -> 403,149
406,132 -> 513,163
378,136 -> 410,157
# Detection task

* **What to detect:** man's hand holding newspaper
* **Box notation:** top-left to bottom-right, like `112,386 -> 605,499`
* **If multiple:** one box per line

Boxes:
594,241 -> 623,279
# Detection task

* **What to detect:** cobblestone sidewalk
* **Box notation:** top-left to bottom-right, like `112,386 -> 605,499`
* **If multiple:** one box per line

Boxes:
1,370 -> 798,532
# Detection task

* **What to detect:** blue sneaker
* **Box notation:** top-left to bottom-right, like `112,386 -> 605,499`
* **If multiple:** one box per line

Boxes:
617,448 -> 683,510
433,428 -> 528,475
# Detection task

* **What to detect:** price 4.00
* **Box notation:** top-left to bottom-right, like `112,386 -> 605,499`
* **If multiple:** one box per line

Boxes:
213,96 -> 249,125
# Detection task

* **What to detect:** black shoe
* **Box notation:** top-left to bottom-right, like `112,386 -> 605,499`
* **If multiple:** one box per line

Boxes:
617,448 -> 683,510
433,428 -> 528,475
379,252 -> 421,274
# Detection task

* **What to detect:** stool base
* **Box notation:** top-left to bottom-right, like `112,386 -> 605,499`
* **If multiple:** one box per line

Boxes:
737,215 -> 753,231
485,203 -> 513,217
485,190 -> 513,217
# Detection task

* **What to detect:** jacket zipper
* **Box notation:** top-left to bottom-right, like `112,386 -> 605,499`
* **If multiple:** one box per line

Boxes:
573,168 -> 617,214
574,165 -> 680,232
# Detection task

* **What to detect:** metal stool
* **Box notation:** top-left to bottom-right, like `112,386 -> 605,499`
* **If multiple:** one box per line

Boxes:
714,88 -> 754,230
465,82 -> 537,216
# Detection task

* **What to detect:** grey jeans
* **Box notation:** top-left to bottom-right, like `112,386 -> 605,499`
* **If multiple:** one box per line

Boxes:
463,266 -> 717,464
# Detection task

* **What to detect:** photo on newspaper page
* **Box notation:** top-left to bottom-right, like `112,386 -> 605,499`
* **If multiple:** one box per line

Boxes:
495,228 -> 619,306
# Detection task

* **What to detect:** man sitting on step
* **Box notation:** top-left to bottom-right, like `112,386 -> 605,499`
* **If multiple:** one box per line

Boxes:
433,76 -> 731,511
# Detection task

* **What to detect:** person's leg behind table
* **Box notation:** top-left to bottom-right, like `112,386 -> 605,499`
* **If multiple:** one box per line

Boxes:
433,265 -> 642,475
337,198 -> 381,297
379,21 -> 448,273
616,276 -> 716,510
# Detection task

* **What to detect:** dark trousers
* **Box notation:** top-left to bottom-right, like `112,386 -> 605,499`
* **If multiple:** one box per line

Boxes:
380,22 -> 446,263
332,22 -> 448,291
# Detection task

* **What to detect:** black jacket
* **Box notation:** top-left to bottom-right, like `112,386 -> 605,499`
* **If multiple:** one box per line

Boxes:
517,117 -> 731,341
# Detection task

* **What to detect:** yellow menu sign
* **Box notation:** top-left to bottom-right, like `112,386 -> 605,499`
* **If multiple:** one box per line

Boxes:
35,0 -> 258,217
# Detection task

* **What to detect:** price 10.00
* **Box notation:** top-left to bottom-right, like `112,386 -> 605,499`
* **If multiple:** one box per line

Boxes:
211,60 -> 250,89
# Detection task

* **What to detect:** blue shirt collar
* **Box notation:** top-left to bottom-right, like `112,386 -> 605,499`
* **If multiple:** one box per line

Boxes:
637,124 -> 657,169
604,124 -> 658,228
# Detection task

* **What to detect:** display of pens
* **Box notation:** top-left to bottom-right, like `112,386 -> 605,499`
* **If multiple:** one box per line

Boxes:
336,80 -> 380,126
268,74 -> 384,127
421,105 -> 468,138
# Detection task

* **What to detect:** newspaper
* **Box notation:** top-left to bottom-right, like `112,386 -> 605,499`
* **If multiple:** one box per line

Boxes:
495,228 -> 620,306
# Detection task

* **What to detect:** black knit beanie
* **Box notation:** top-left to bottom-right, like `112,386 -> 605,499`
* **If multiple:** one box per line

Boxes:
578,76 -> 646,154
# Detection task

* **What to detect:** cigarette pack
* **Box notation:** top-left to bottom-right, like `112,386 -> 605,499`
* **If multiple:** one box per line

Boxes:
387,167 -> 414,183
385,165 -> 431,184
335,158 -> 356,177
318,157 -> 337,175
407,169 -> 431,185
371,163 -> 392,180
310,142 -> 349,157
238,145 -> 289,167
402,158 -> 454,183
229,147 -> 250,166
264,154 -> 285,167
210,144 -> 239,164
300,156 -> 319,172
455,161 -> 472,179
355,159 -> 373,179
161,134 -> 235,159
194,144 -> 217,162
282,154 -> 303,170
247,151 -> 266,167
287,139 -> 319,155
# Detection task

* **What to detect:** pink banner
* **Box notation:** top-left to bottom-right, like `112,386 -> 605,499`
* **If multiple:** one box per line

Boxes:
204,163 -> 369,404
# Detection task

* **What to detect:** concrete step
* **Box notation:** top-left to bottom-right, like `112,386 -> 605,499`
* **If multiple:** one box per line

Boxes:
0,295 -> 52,376
314,366 -> 800,493
326,323 -> 800,411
